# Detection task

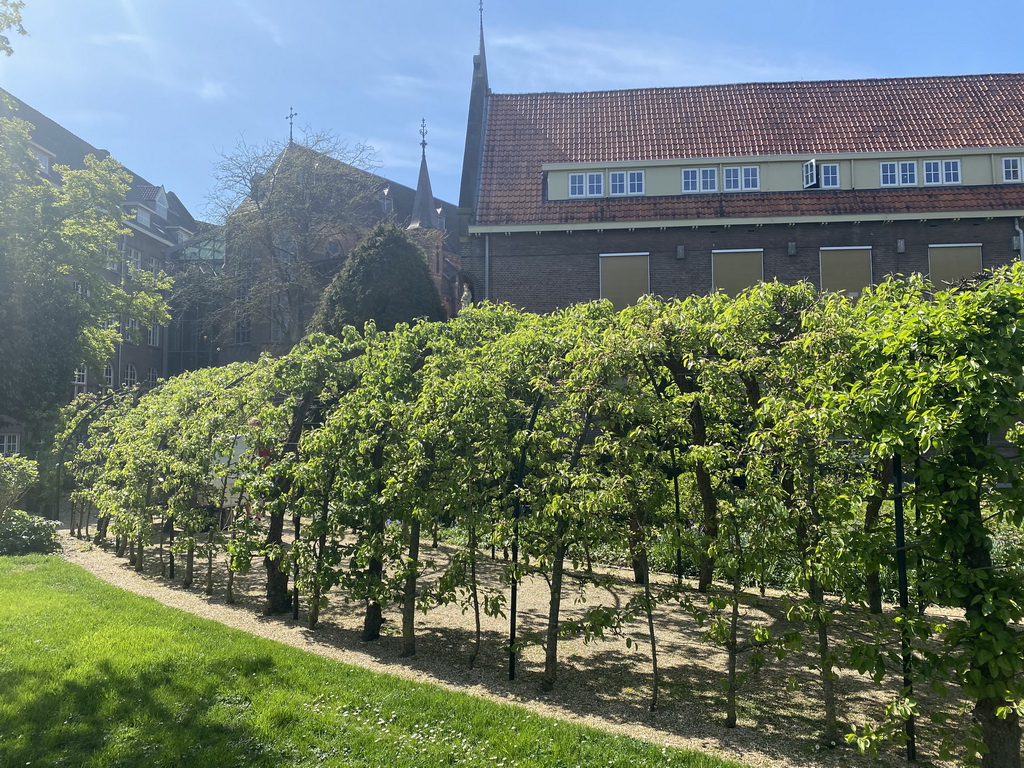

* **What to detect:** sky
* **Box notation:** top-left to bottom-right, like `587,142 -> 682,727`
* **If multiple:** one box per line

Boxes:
2,0 -> 1021,222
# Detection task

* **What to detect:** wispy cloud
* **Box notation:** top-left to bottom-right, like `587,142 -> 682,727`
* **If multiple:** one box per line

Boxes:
231,0 -> 285,47
491,28 -> 856,93
89,32 -> 153,48
197,79 -> 229,102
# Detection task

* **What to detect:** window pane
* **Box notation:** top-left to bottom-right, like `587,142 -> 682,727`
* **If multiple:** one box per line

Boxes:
682,169 -> 698,192
821,164 -> 839,188
701,168 -> 717,192
743,166 -> 760,189
587,173 -> 603,196
724,167 -> 740,190
712,250 -> 763,297
569,174 -> 584,196
943,160 -> 961,183
628,171 -> 644,194
929,245 -> 981,288
924,161 -> 941,184
600,254 -> 649,310
880,163 -> 897,186
610,172 -> 625,195
900,162 -> 916,185
820,248 -> 872,298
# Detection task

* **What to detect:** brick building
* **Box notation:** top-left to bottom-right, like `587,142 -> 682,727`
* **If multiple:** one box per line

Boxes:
456,33 -> 1024,312
1,90 -> 197,455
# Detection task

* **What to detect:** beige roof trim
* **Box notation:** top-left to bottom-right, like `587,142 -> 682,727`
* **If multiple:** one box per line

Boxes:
469,209 -> 1024,235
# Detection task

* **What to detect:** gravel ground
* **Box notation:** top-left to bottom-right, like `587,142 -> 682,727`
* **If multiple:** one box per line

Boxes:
56,524 -> 928,768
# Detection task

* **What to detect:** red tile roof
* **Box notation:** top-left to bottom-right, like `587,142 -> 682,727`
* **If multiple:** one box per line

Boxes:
476,74 -> 1024,227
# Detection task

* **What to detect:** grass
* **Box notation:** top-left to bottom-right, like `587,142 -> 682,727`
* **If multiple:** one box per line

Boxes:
0,555 -> 745,768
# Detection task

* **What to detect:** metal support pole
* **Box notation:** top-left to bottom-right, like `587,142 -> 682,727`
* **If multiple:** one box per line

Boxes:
893,453 -> 917,762
508,509 -> 519,681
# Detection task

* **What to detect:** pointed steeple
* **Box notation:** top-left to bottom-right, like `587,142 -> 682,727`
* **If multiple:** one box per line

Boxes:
458,4 -> 490,221
409,119 -> 440,230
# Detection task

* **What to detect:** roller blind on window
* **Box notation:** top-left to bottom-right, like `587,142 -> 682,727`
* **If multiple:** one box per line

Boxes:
712,250 -> 763,297
820,248 -> 872,298
600,253 -> 649,310
928,245 -> 982,289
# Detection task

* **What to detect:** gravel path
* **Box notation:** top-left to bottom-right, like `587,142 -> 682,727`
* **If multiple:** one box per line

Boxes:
57,529 -> 909,768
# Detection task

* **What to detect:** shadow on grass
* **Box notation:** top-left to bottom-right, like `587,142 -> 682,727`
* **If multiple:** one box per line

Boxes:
0,653 -> 282,768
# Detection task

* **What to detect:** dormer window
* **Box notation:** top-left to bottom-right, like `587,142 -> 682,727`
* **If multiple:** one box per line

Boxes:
30,147 -> 51,174
570,172 -> 604,197
155,189 -> 168,219
382,187 -> 394,214
136,208 -> 151,227
436,207 -> 446,231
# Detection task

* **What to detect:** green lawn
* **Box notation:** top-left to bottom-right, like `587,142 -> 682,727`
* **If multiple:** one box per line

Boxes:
0,555 -> 743,768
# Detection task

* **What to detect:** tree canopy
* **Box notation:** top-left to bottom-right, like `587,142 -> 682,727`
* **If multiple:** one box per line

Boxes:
0,110 -> 170,426
309,221 -> 445,334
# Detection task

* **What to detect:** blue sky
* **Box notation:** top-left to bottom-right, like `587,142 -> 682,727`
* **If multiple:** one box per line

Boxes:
2,1 -> 1021,222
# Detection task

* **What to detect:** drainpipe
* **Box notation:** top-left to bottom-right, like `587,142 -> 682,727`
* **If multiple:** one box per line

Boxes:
1015,218 -> 1024,262
484,233 -> 491,302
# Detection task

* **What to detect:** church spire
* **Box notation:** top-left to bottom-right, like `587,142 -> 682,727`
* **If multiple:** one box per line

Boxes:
458,3 -> 490,222
409,119 -> 440,230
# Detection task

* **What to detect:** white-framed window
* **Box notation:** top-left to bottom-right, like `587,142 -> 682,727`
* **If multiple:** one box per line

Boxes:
699,168 -> 716,192
125,317 -> 139,334
682,168 -> 699,192
723,166 -> 759,191
437,210 -> 446,230
1003,157 -> 1022,182
628,170 -> 645,195
802,159 -> 818,189
899,161 -> 917,186
924,160 -> 942,185
124,363 -> 138,388
31,148 -> 51,174
570,172 -> 604,197
74,366 -> 87,396
742,166 -> 760,190
943,160 -> 961,184
146,367 -> 158,387
880,162 -> 898,186
0,433 -> 19,456
610,172 -> 626,195
136,209 -> 150,226
147,325 -> 160,347
104,363 -> 114,387
155,192 -> 168,220
125,246 -> 141,270
820,163 -> 840,188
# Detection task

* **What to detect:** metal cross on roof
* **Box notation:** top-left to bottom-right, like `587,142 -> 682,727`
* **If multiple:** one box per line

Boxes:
420,118 -> 428,156
286,107 -> 298,143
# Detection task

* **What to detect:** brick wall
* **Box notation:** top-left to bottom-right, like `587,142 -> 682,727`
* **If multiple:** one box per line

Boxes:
461,217 -> 1021,313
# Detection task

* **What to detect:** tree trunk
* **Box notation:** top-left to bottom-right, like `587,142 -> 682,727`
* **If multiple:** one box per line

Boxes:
541,517 -> 569,691
401,519 -> 421,657
975,697 -> 1021,768
183,541 -> 195,588
134,530 -> 145,572
264,506 -> 291,614
689,400 -> 717,592
863,460 -> 889,615
205,535 -> 215,596
628,511 -> 649,585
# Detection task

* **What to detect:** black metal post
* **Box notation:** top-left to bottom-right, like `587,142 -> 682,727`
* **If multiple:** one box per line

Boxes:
893,453 -> 917,762
508,509 -> 519,681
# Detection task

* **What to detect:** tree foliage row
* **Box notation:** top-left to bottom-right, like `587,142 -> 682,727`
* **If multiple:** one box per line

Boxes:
61,268 -> 1024,766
